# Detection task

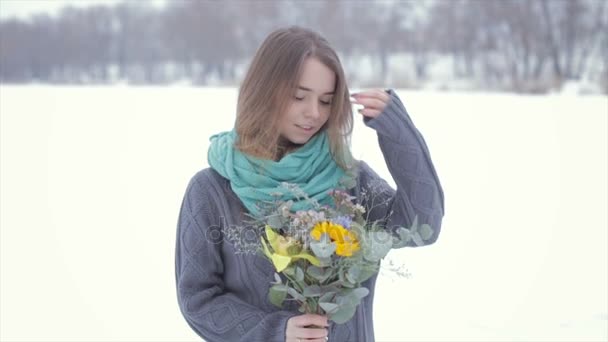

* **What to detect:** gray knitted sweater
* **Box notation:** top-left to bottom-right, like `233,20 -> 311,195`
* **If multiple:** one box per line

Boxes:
175,89 -> 445,341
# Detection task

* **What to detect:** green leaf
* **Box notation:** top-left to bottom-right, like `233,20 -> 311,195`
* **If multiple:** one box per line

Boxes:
307,266 -> 333,283
287,287 -> 306,302
341,280 -> 355,288
319,291 -> 336,303
316,256 -> 333,267
268,285 -> 287,307
319,302 -> 339,314
338,269 -> 355,288
410,215 -> 419,231
303,285 -> 322,297
356,264 -> 379,283
397,227 -> 412,241
283,266 -> 295,277
346,265 -> 361,284
350,222 -> 366,237
329,304 -> 357,324
412,233 -> 424,246
310,233 -> 336,258
351,287 -> 369,300
336,294 -> 355,306
419,224 -> 433,241
363,231 -> 393,262
295,266 -> 305,282
392,227 -> 412,248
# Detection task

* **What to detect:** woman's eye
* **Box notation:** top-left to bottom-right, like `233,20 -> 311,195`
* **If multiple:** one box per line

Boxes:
320,100 -> 331,105
294,96 -> 304,101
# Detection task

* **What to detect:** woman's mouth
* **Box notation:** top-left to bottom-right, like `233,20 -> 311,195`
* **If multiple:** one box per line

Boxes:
296,124 -> 314,132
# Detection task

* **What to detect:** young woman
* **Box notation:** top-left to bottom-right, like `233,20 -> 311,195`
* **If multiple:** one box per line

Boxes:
175,26 -> 445,342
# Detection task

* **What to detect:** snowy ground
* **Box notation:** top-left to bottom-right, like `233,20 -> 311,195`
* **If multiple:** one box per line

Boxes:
1,85 -> 606,341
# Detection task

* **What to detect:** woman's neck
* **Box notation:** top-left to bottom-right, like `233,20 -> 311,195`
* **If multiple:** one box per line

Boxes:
275,137 -> 303,161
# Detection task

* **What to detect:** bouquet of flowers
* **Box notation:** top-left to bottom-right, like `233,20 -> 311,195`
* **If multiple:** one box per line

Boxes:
248,181 -> 434,324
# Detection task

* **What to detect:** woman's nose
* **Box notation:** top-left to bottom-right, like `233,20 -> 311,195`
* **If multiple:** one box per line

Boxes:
305,101 -> 321,119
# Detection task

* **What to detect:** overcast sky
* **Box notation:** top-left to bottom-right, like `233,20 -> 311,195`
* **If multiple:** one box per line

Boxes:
0,0 -> 167,19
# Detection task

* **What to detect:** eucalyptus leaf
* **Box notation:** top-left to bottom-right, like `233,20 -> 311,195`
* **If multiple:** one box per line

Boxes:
327,279 -> 351,289
283,266 -> 295,277
329,304 -> 357,324
363,231 -> 393,262
307,266 -> 332,283
271,284 -> 288,292
316,256 -> 333,267
412,233 -> 424,246
356,264 -> 379,283
268,285 -> 287,307
338,268 -> 355,288
336,294 -> 355,306
392,236 -> 408,249
287,287 -> 306,302
310,233 -> 336,258
396,227 -> 412,241
295,266 -> 304,282
337,278 -> 355,288
351,287 -> 369,300
303,285 -> 322,297
350,222 -> 365,237
410,215 -> 419,231
346,265 -> 361,283
419,224 -> 433,241
392,227 -> 412,248
319,291 -> 336,303
319,302 -> 339,314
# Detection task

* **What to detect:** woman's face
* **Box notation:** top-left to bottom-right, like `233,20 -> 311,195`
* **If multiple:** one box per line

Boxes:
278,57 -> 336,146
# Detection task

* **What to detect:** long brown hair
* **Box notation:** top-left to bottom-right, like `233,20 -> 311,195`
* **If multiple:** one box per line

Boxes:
234,26 -> 355,170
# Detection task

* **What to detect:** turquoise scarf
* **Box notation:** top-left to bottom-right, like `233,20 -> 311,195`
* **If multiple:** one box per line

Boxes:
207,130 -> 350,217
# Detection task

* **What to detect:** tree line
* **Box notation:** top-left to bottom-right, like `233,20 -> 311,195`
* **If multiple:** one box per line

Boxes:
1,0 -> 606,93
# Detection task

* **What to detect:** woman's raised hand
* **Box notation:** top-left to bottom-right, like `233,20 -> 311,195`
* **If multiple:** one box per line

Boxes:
285,314 -> 329,342
350,88 -> 391,119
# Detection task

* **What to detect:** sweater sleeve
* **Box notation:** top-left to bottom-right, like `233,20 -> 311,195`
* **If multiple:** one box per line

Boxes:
360,88 -> 445,245
175,171 -> 298,341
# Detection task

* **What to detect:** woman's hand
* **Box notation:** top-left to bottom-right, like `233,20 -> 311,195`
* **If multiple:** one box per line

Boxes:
350,88 -> 391,119
285,314 -> 329,342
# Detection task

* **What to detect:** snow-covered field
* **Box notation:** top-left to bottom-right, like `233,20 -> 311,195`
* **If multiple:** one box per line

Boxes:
1,85 -> 606,341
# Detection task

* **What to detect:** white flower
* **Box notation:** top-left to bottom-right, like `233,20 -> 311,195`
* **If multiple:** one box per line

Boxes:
354,204 -> 366,214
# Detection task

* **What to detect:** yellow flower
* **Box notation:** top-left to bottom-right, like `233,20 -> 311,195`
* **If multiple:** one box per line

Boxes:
261,225 -> 321,272
311,221 -> 360,257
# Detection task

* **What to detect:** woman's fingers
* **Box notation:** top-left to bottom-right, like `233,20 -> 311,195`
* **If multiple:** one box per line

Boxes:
358,108 -> 382,117
351,96 -> 385,111
292,326 -> 328,339
286,314 -> 329,341
291,314 -> 329,328
351,88 -> 391,118
352,88 -> 390,104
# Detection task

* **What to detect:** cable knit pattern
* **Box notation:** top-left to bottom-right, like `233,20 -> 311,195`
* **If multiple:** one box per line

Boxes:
175,89 -> 445,341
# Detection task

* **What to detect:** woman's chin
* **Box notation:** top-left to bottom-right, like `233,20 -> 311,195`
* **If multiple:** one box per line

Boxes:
285,134 -> 311,145
281,129 -> 321,146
